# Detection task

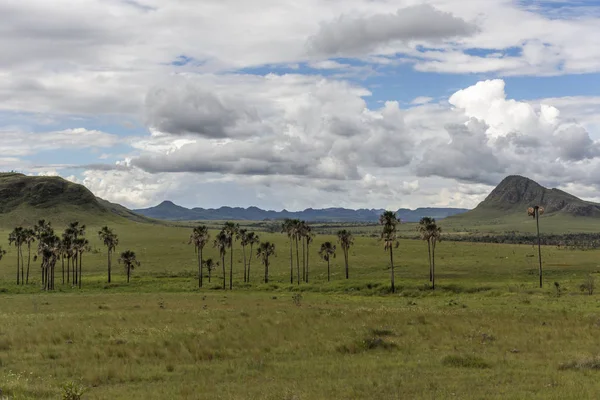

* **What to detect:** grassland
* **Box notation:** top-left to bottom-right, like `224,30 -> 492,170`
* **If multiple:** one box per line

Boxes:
1,221 -> 600,399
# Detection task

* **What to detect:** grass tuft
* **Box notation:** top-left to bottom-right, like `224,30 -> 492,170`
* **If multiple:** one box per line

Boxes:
442,355 -> 491,369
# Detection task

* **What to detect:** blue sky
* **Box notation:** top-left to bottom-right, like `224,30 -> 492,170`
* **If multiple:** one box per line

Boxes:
2,0 -> 600,210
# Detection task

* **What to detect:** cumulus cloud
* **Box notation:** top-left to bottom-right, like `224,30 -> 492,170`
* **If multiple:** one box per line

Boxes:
307,4 -> 478,56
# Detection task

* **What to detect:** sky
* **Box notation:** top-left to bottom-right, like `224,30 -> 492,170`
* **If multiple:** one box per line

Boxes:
2,0 -> 600,211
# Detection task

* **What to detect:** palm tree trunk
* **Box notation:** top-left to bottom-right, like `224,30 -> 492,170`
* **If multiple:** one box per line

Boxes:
61,255 -> 65,285
536,211 -> 542,288
67,257 -> 70,283
301,237 -> 305,283
127,265 -> 131,283
108,249 -> 112,283
26,243 -> 31,284
16,247 -> 20,285
345,248 -> 349,279
327,259 -> 330,282
20,245 -> 24,285
295,237 -> 300,285
73,256 -> 77,285
79,252 -> 82,289
265,256 -> 269,283
208,265 -> 212,283
427,240 -> 432,283
306,243 -> 310,283
248,246 -> 253,283
229,246 -> 233,290
289,239 -> 293,284
242,245 -> 247,283
199,248 -> 203,288
222,254 -> 226,290
390,247 -> 395,294
432,242 -> 436,290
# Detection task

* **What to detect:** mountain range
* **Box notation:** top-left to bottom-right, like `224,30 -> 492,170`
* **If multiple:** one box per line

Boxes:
133,201 -> 470,223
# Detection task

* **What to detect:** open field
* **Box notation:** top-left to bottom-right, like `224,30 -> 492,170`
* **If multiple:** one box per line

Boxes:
1,222 -> 600,399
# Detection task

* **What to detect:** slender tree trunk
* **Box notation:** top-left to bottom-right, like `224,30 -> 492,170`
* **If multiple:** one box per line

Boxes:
16,247 -> 20,285
327,259 -> 330,282
208,265 -> 212,283
432,241 -> 436,290
26,243 -> 31,284
61,255 -> 65,285
306,243 -> 310,283
264,257 -> 269,283
344,248 -> 349,279
301,237 -> 305,283
242,245 -> 247,283
108,249 -> 112,283
248,245 -> 253,283
20,246 -> 24,285
73,256 -> 77,285
536,211 -> 543,288
199,247 -> 203,288
67,257 -> 70,284
127,265 -> 131,283
289,239 -> 293,284
51,260 -> 55,290
427,240 -> 432,283
229,245 -> 233,290
390,247 -> 395,293
222,254 -> 226,290
79,252 -> 82,289
295,237 -> 300,285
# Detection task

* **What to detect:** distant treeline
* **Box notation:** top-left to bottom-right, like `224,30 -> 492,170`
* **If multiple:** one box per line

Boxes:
446,232 -> 600,250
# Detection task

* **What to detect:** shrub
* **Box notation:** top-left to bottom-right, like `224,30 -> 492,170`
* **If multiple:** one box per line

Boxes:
442,355 -> 491,369
61,381 -> 86,400
580,275 -> 595,295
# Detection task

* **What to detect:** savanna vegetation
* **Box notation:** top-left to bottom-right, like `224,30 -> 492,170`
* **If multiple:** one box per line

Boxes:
1,208 -> 600,399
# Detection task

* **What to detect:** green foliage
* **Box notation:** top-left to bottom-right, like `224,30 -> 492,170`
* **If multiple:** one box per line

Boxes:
61,381 -> 86,400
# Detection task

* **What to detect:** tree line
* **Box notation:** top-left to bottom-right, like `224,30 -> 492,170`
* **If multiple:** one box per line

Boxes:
3,220 -> 140,290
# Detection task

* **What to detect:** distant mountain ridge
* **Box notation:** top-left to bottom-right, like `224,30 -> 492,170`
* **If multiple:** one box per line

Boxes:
448,175 -> 600,221
134,201 -> 469,222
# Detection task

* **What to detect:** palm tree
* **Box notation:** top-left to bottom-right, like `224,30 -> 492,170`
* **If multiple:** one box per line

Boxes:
73,238 -> 89,289
418,218 -> 442,290
8,227 -> 25,285
528,206 -> 545,288
118,250 -> 141,283
305,232 -> 314,283
245,232 -> 260,283
189,225 -> 210,288
23,229 -> 35,284
213,230 -> 229,290
256,242 -> 275,283
418,217 -> 435,283
63,221 -> 85,285
319,242 -> 336,282
281,219 -> 295,284
223,222 -> 239,290
38,232 -> 60,291
237,229 -> 249,282
98,226 -> 119,284
204,258 -> 217,283
292,219 -> 302,285
61,232 -> 73,284
34,220 -> 53,285
380,211 -> 400,293
337,230 -> 354,280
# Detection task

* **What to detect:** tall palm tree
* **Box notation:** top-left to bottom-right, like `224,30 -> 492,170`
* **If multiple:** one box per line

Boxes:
337,230 -> 354,280
34,220 -> 53,285
245,232 -> 260,283
213,230 -> 229,290
256,242 -> 275,283
39,232 -> 60,291
189,225 -> 210,288
380,211 -> 400,293
237,229 -> 249,282
118,250 -> 141,283
418,218 -> 442,290
8,227 -> 25,285
61,232 -> 73,284
223,222 -> 239,290
292,219 -> 302,285
305,231 -> 314,283
528,206 -> 545,288
98,226 -> 119,284
319,242 -> 336,282
281,219 -> 295,284
73,238 -> 89,289
63,221 -> 85,285
23,228 -> 35,284
418,217 -> 435,283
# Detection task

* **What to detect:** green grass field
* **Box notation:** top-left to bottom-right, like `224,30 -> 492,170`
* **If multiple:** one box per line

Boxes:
1,221 -> 600,399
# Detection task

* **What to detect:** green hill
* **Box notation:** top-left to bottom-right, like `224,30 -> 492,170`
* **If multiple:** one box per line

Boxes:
0,173 -> 155,227
443,175 -> 600,233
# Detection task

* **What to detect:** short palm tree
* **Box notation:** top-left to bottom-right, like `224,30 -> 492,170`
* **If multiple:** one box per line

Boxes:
256,242 -> 275,283
380,211 -> 400,293
337,230 -> 354,279
528,206 -> 545,288
189,225 -> 210,288
204,258 -> 217,283
119,250 -> 141,283
98,226 -> 119,284
319,242 -> 336,282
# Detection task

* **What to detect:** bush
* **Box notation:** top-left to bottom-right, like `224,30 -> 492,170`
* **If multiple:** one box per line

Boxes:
62,381 -> 86,400
580,275 -> 595,295
442,355 -> 491,369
